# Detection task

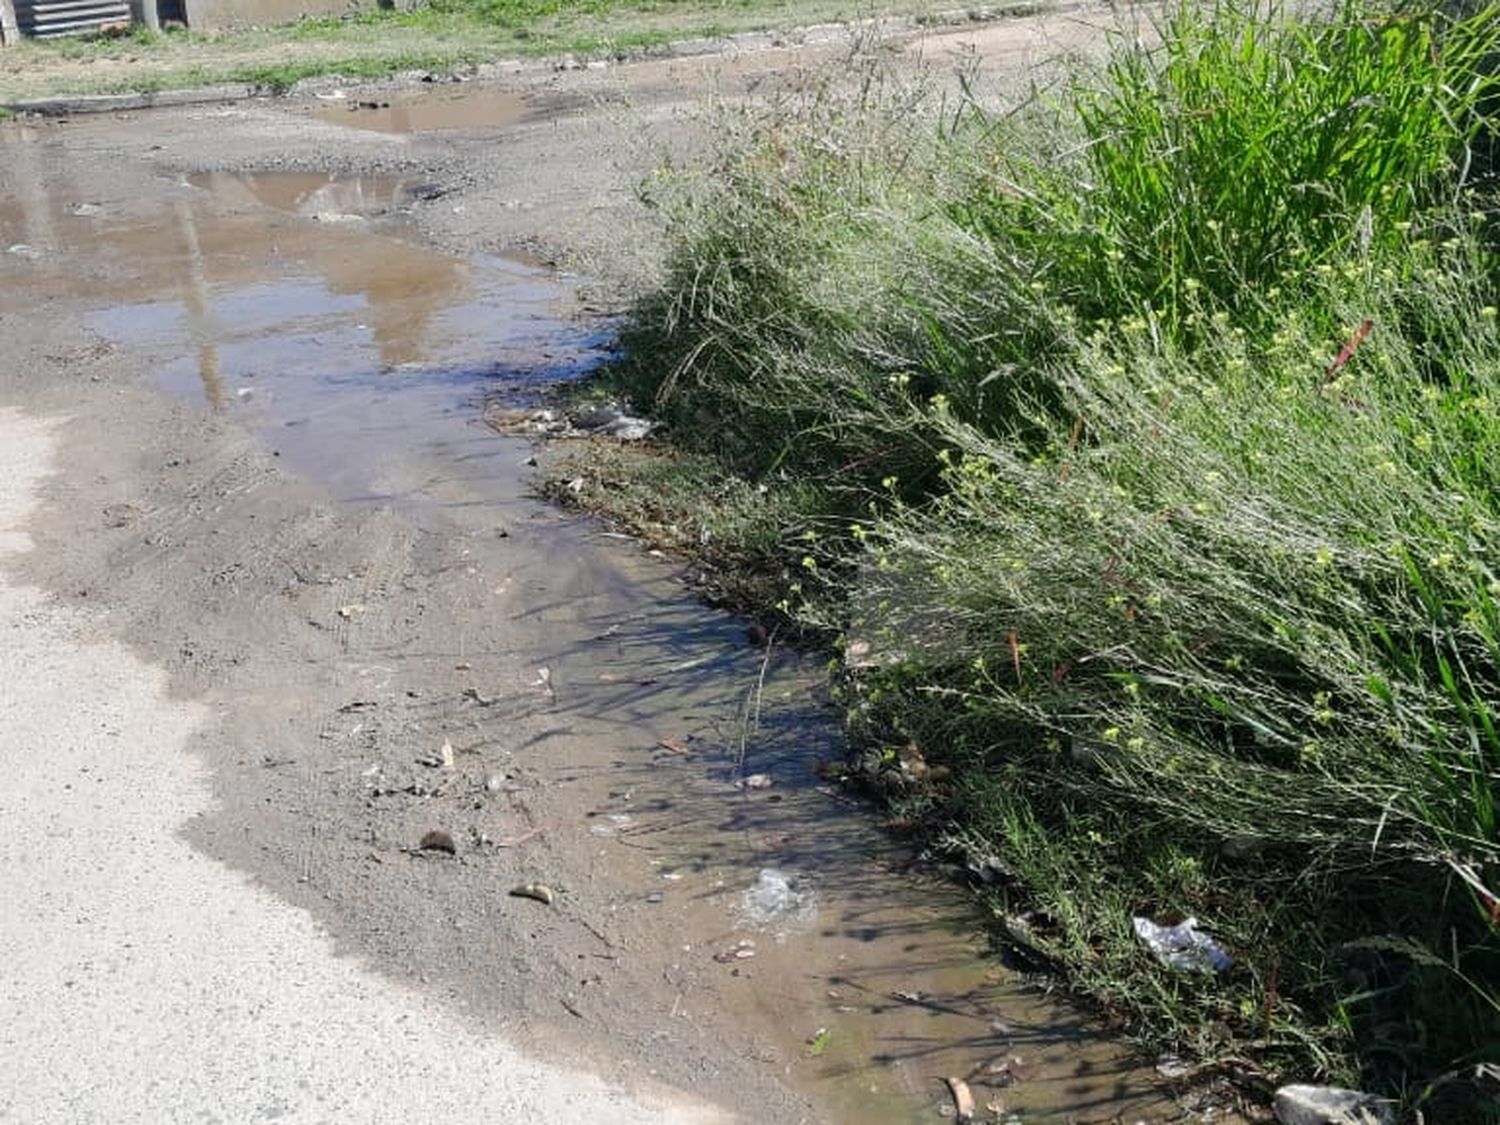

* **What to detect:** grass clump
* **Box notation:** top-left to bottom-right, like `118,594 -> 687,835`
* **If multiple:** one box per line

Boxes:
594,0 -> 1500,1106
965,0 -> 1500,324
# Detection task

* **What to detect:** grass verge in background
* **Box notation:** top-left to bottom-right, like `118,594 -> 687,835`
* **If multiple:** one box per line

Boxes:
566,0 -> 1500,1110
0,0 -> 993,101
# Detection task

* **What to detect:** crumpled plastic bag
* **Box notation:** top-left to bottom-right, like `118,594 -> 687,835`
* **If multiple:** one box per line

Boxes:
1131,915 -> 1232,972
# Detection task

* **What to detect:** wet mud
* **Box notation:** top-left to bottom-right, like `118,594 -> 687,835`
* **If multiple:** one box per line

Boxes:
310,86 -> 580,134
0,85 -> 1212,1124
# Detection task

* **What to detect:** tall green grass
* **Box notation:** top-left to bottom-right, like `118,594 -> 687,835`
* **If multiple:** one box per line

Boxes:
959,0 -> 1500,324
606,0 -> 1500,1107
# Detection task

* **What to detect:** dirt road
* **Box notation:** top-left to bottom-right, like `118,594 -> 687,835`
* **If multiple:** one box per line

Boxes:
0,14 -> 1193,1124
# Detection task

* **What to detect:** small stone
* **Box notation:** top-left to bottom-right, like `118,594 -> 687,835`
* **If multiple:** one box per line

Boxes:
419,829 -> 457,855
509,882 -> 555,905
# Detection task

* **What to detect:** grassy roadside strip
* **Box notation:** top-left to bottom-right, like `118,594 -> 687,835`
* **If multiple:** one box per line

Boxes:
0,0 -> 1036,101
551,0 -> 1500,1113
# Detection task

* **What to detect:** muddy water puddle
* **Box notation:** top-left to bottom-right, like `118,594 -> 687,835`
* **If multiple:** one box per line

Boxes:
2,166 -> 604,497
538,614 -> 1179,1122
311,86 -> 577,134
1,147 -> 1189,1123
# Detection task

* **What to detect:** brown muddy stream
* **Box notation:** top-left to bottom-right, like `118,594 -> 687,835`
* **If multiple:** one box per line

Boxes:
1,117 -> 1185,1124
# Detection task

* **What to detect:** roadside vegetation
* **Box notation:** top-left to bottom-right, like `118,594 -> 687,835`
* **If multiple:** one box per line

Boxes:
0,0 -> 986,100
562,0 -> 1500,1111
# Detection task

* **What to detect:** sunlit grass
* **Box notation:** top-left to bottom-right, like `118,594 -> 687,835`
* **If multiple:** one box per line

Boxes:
590,0 -> 1500,1105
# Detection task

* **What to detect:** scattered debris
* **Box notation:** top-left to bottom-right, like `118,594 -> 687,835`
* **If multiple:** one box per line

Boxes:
805,1027 -> 832,1057
714,939 -> 757,963
656,738 -> 692,756
738,773 -> 774,790
1132,915 -> 1232,972
1001,913 -> 1041,950
509,882 -> 556,905
485,403 -> 652,442
1156,1056 -> 1199,1081
1273,1085 -> 1391,1125
416,741 -> 457,769
982,1056 -> 1027,1086
570,403 -> 654,441
485,405 -> 568,437
739,868 -> 817,930
462,686 -> 497,707
966,854 -> 1015,886
418,829 -> 457,855
942,1076 -> 976,1122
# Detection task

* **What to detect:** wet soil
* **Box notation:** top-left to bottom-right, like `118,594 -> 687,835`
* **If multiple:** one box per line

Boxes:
0,16 -> 1225,1124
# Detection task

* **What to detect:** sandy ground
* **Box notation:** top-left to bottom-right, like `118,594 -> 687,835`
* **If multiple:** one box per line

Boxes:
0,407 -> 723,1124
0,13 -> 1199,1125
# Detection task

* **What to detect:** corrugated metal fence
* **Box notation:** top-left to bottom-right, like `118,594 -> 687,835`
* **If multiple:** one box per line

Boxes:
12,0 -> 131,36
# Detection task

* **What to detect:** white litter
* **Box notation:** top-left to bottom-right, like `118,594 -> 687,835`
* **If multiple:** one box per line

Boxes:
1131,915 -> 1232,972
738,868 -> 817,931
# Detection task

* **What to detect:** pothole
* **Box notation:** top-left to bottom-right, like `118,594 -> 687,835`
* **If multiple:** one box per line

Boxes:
309,86 -> 572,134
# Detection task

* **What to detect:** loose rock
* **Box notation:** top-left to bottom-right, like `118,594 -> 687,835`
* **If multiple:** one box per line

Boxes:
419,829 -> 457,855
509,882 -> 555,905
